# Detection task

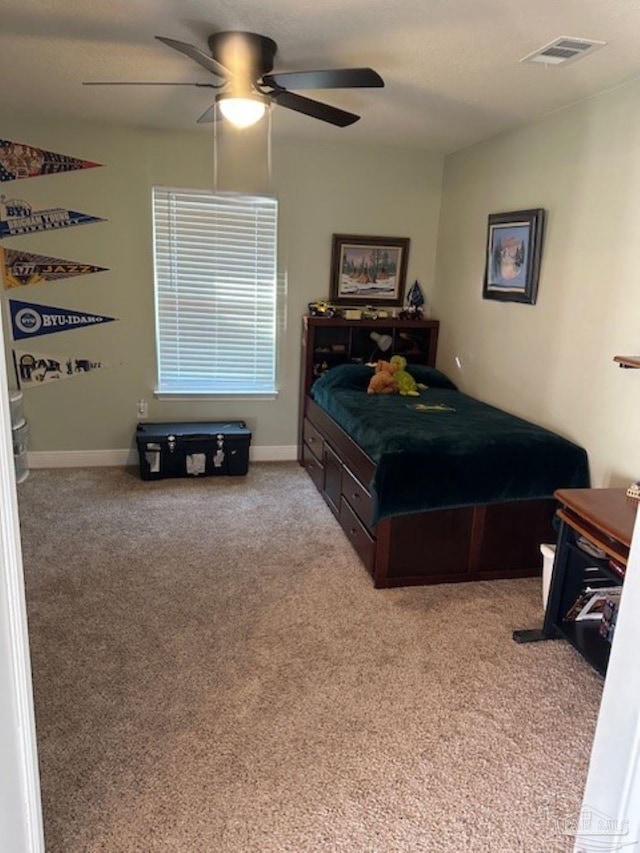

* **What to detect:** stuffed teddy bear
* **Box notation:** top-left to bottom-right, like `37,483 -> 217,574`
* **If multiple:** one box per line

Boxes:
367,359 -> 399,394
390,355 -> 420,396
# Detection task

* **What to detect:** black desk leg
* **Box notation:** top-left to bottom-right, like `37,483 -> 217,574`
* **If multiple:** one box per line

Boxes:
512,628 -> 556,643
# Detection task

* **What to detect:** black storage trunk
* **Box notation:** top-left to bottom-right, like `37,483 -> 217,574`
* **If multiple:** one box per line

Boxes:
135,421 -> 251,481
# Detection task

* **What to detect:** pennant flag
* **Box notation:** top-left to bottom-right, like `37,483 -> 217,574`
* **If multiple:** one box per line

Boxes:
0,196 -> 105,239
14,348 -> 110,388
0,138 -> 102,182
10,299 -> 117,340
1,247 -> 108,289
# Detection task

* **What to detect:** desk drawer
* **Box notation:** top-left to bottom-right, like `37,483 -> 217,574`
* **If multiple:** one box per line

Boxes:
303,418 -> 324,462
340,497 -> 375,575
302,442 -> 324,491
341,466 -> 374,529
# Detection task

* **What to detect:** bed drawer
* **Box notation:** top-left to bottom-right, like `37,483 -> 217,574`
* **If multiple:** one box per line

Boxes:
341,466 -> 374,529
302,442 -> 324,492
303,418 -> 324,462
340,497 -> 375,575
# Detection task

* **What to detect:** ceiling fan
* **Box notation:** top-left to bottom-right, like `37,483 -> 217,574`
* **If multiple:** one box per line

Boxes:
83,31 -> 384,129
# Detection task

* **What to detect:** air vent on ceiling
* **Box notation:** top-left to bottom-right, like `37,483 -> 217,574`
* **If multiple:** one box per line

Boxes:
521,36 -> 606,66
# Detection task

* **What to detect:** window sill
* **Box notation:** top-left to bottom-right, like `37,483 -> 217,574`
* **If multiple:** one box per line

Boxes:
154,391 -> 279,402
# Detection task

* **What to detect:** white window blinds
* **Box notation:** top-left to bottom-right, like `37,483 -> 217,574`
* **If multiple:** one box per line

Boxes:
153,188 -> 278,395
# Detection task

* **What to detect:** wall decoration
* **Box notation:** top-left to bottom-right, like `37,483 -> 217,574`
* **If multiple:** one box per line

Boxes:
14,348 -> 109,387
482,209 -> 545,304
0,196 -> 105,239
0,138 -> 102,182
329,234 -> 410,306
1,247 -> 108,289
399,280 -> 427,319
10,299 -> 117,340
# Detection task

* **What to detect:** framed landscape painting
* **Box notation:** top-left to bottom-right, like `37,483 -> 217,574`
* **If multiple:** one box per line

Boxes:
482,209 -> 545,304
330,234 -> 409,306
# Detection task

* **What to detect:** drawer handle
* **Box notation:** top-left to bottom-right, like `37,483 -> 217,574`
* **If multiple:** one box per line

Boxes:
353,492 -> 360,500
350,527 -> 356,535
308,436 -> 316,443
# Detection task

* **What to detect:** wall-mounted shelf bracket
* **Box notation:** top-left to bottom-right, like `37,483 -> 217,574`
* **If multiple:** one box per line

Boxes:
614,356 -> 640,369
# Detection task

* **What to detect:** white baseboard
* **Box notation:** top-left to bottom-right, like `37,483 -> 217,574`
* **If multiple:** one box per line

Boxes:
28,449 -> 136,468
27,445 -> 297,469
250,445 -> 297,462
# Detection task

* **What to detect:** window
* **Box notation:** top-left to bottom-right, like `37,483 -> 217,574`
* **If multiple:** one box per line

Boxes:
153,187 -> 278,396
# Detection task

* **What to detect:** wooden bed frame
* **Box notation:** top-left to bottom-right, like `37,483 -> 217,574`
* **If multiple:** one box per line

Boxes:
299,316 -> 555,588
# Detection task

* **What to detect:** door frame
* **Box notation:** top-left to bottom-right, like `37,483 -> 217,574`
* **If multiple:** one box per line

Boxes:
0,315 -> 44,851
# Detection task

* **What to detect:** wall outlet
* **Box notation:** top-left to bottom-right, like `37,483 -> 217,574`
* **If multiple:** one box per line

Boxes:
137,398 -> 148,420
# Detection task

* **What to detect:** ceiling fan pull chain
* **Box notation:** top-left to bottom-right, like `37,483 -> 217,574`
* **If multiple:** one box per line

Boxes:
267,106 -> 272,191
213,114 -> 218,193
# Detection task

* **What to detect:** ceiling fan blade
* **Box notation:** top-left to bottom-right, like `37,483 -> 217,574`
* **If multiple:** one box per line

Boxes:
264,67 -> 383,90
196,104 -> 221,124
82,82 -> 218,88
155,36 -> 231,79
271,90 -> 359,126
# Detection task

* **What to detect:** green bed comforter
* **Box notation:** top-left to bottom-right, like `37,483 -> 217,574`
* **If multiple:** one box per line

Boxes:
311,364 -> 590,522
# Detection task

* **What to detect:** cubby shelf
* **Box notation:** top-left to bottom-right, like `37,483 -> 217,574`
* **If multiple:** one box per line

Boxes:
300,316 -> 440,395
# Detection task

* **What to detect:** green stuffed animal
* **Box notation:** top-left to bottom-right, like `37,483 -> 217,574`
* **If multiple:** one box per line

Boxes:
390,355 -> 420,396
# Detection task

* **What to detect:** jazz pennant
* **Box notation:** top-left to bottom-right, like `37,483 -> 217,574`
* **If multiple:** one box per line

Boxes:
0,138 -> 102,182
10,299 -> 117,340
1,247 -> 108,289
0,196 -> 105,239
14,348 -> 110,388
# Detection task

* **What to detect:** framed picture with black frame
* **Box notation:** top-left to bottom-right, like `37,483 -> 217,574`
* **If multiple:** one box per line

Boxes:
329,234 -> 410,306
482,209 -> 545,304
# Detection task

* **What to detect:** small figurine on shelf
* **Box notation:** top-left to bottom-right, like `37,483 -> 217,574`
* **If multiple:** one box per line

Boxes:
626,480 -> 640,500
308,300 -> 340,318
361,305 -> 379,320
399,280 -> 428,320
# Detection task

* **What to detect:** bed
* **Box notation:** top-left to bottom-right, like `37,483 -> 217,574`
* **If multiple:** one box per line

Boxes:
301,362 -> 590,588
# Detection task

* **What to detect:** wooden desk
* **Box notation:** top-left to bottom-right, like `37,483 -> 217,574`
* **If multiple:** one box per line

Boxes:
554,488 -> 636,556
514,488 -> 638,676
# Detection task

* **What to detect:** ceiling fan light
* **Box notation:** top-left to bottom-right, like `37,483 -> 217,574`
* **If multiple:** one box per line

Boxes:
218,94 -> 267,128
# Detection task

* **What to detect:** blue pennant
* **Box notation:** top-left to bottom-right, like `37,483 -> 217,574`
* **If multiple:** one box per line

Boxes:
10,299 -> 117,340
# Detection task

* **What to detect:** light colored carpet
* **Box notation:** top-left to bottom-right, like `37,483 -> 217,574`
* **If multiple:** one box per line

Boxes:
18,463 -> 602,852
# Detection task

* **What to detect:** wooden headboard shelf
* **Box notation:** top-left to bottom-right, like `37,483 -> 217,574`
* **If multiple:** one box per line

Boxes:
300,315 -> 440,401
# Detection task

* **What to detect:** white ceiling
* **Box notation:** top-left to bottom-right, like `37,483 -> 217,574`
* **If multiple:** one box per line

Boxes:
2,0 -> 640,153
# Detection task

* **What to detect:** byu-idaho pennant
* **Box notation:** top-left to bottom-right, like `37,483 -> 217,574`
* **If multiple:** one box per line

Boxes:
10,299 -> 117,340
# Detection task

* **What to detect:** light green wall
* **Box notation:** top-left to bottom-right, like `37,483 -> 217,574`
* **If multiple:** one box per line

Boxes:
435,79 -> 640,487
1,117 -> 443,451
